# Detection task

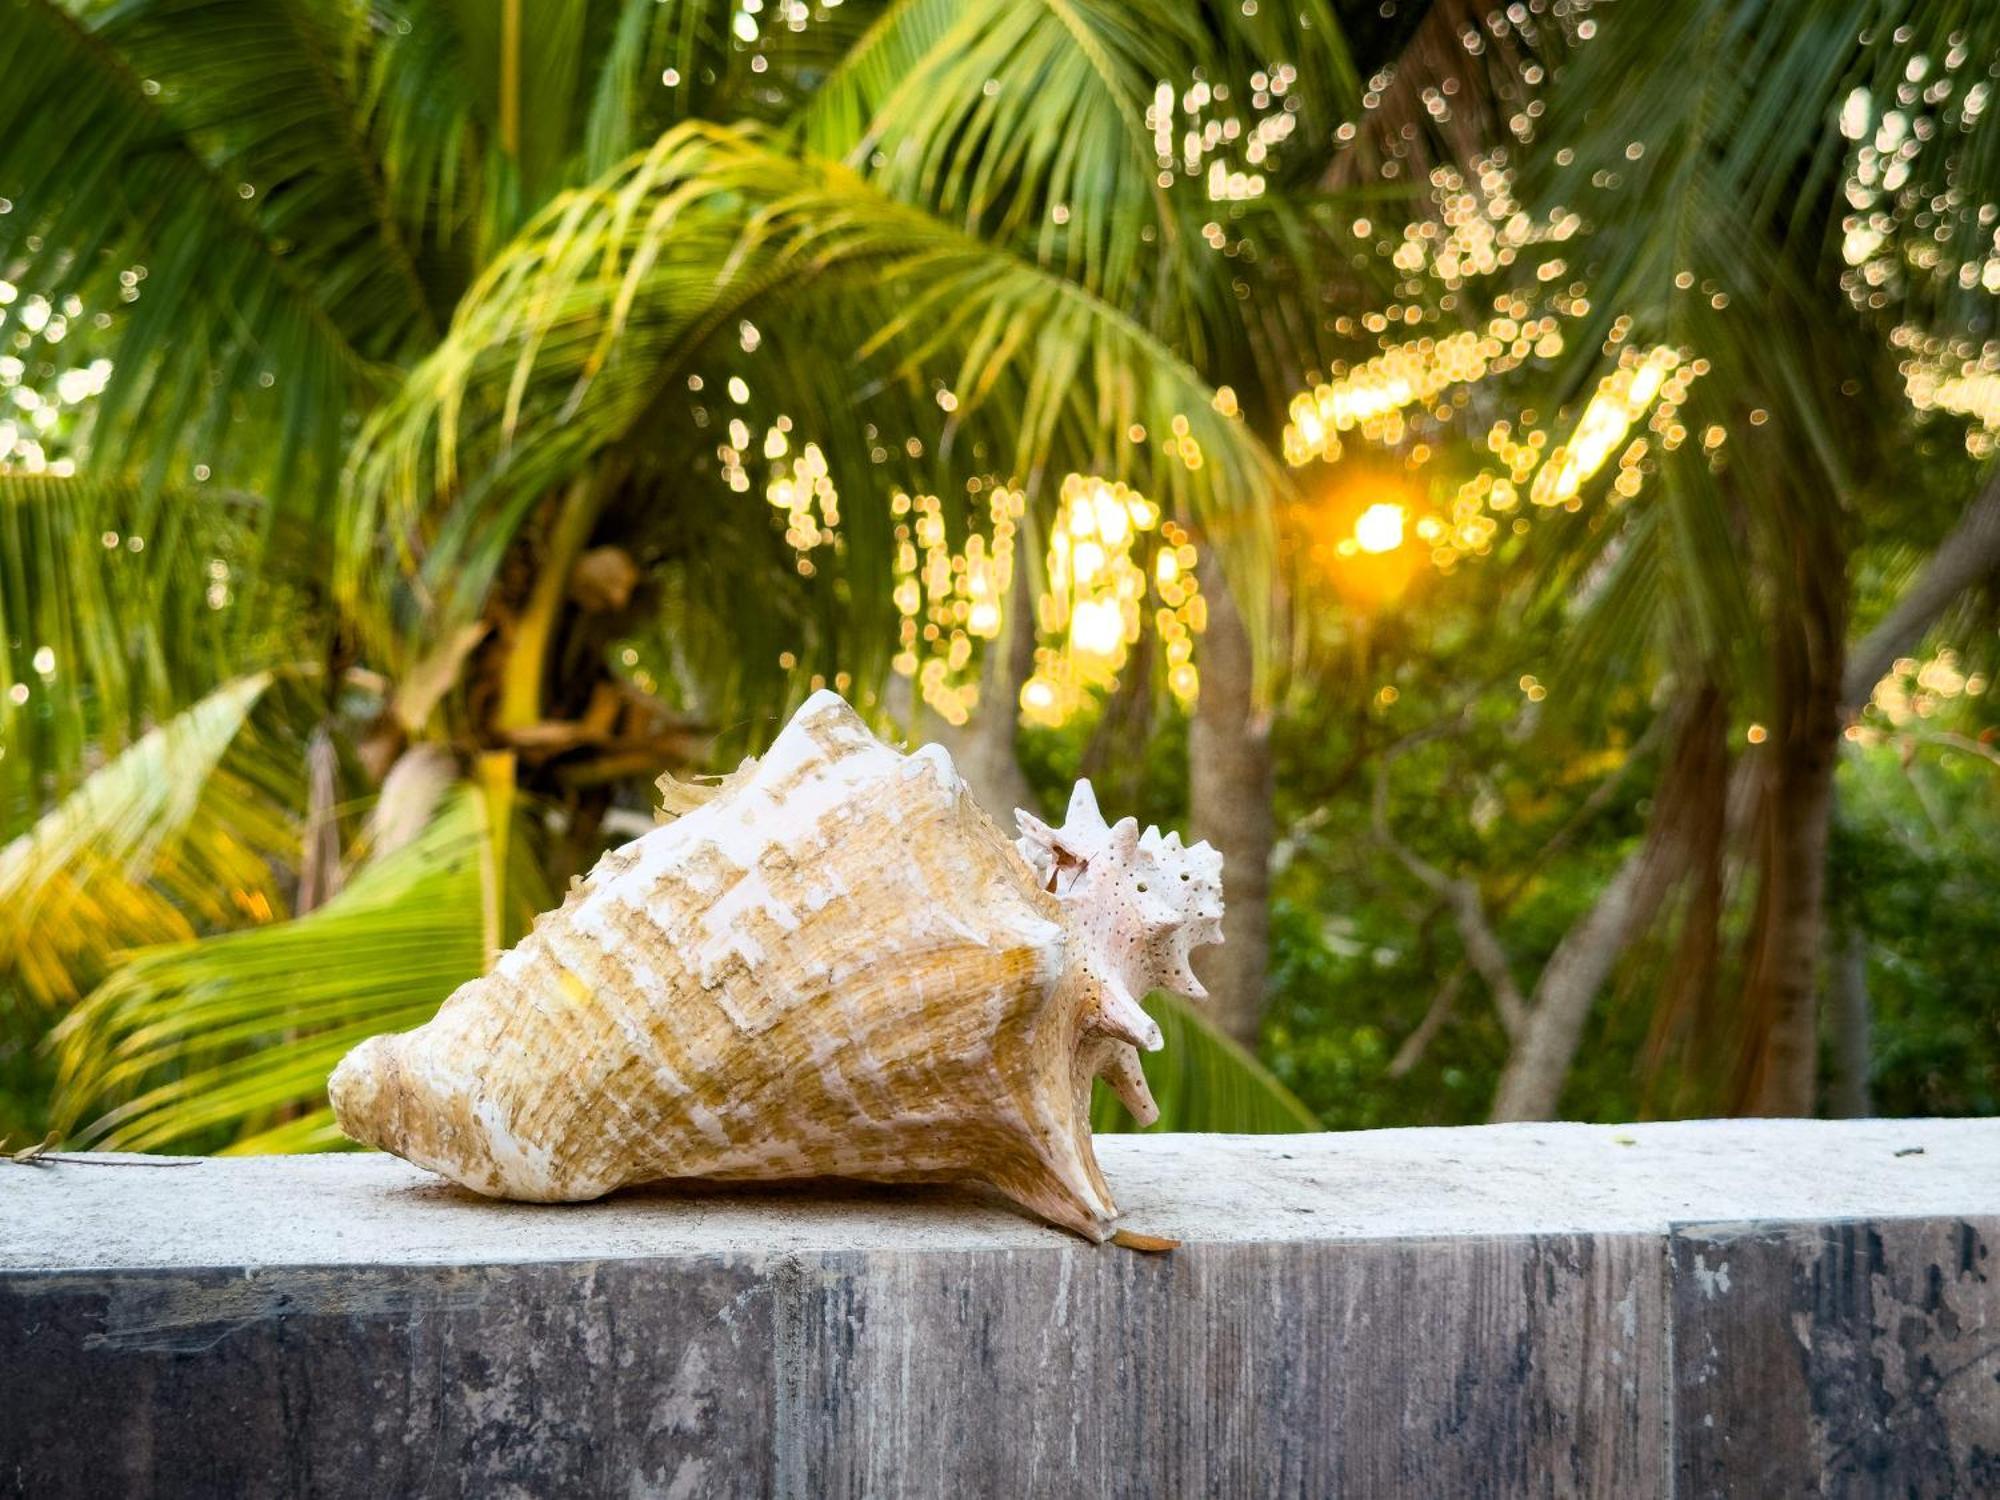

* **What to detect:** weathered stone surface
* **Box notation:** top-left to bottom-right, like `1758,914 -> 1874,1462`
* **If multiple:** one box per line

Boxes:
3,1120 -> 1996,1497
1672,1216 -> 2000,1498
2,1259 -> 776,1498
785,1233 -> 1663,1498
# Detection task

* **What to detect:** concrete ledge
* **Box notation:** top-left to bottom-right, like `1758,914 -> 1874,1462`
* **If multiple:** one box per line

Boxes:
4,1119 -> 1996,1496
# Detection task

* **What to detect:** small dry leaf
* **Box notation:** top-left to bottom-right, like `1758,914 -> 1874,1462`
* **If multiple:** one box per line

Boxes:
6,1133 -> 55,1166
1111,1229 -> 1181,1253
392,623 -> 490,734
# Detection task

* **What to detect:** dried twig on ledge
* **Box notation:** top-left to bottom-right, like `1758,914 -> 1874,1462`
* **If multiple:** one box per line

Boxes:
1110,1230 -> 1182,1253
2,1135 -> 199,1169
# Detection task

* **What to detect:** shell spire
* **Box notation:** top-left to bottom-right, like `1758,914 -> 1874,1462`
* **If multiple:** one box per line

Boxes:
329,692 -> 1224,1242
1015,780 -> 1225,1128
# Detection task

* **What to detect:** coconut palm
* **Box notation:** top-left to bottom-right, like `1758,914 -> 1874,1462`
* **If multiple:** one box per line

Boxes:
0,0 -> 1346,1148
15,0 -> 1990,1151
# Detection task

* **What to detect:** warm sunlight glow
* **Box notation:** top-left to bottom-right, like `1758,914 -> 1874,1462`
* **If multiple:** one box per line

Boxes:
1290,471 -> 1425,609
1353,502 -> 1407,553
1530,347 -> 1681,507
885,473 -> 1204,731
1280,163 -> 1584,469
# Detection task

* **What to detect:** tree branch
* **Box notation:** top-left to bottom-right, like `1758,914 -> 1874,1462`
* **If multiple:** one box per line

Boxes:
1372,740 -> 1529,1041
1389,963 -> 1467,1078
1842,464 -> 2000,711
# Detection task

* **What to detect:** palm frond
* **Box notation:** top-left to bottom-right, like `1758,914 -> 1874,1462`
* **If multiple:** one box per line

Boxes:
362,0 -> 488,266
0,671 -> 296,1006
367,0 -> 753,269
0,474 -> 265,820
93,0 -> 442,352
584,0 -> 705,173
50,782 -> 547,1152
615,456 -> 859,736
584,0 -> 879,159
0,0 -> 389,495
341,121 -> 1283,678
801,0 -> 1357,305
1501,0 -> 1915,699
805,0 -> 1172,299
1092,992 -> 1319,1133
428,0 -> 591,216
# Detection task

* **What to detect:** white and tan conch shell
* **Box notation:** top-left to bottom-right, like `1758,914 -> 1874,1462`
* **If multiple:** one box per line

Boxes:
329,691 -> 1222,1240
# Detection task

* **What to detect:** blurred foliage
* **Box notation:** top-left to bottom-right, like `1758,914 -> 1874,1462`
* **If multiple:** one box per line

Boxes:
1832,742 -> 2000,1118
0,0 -> 1340,1148
3,0 -> 1999,1158
48,787 -> 551,1154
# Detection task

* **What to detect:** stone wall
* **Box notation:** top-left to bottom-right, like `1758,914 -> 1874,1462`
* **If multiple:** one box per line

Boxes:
3,1120 -> 1996,1496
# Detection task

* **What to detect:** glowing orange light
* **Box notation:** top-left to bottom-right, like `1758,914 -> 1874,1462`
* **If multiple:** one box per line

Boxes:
1285,469 -> 1426,609
1353,502 -> 1407,553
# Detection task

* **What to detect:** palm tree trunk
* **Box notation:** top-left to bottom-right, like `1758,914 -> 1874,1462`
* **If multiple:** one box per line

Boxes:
1741,714 -> 1840,1115
1741,532 -> 1847,1118
1190,564 -> 1274,1052
1825,920 -> 1872,1118
1487,468 -> 2000,1119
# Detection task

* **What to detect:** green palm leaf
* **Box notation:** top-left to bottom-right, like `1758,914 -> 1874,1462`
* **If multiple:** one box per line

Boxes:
0,0 -> 387,496
0,671 -> 296,1005
1506,0 -> 1907,696
1093,992 -> 1318,1133
50,782 -> 547,1152
341,121 -> 1284,665
363,0 -> 489,263
802,0 -> 1356,304
0,474 -> 265,815
581,0 -> 766,172
431,0 -> 591,216
806,0 -> 1177,300
92,0 -> 442,353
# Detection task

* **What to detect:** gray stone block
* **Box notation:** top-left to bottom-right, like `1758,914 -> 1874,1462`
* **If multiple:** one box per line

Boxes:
3,1120 -> 1996,1497
1671,1216 -> 2000,1498
2,1258 -> 777,1498
781,1233 -> 1663,1498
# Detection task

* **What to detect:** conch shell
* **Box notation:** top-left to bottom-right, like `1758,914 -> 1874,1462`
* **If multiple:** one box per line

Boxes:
329,691 -> 1222,1239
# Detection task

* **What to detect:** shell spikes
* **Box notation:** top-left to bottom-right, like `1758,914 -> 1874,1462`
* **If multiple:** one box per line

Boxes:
1015,783 -> 1226,1130
329,691 -> 1225,1242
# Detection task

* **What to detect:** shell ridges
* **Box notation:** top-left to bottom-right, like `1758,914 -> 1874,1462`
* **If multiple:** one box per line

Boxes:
330,692 -> 1223,1240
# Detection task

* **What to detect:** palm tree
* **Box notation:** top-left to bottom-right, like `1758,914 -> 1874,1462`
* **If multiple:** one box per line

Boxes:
16,0 -> 1987,1148
1481,0 -> 2000,1118
1301,0 -> 2000,1119
0,0 -> 1341,1149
